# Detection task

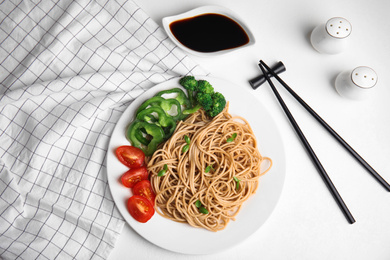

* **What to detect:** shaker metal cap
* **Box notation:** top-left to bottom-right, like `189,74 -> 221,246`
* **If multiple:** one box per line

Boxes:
351,66 -> 378,89
326,17 -> 352,38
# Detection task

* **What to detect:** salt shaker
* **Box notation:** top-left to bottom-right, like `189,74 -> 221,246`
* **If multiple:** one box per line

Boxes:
335,66 -> 377,100
310,17 -> 352,54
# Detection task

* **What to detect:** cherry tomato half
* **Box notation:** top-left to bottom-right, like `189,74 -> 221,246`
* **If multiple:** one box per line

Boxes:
133,180 -> 156,206
116,145 -> 145,168
120,166 -> 148,188
127,195 -> 155,223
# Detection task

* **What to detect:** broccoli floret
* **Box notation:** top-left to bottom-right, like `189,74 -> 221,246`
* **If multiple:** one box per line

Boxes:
196,92 -> 213,111
207,92 -> 226,117
179,76 -> 198,107
179,75 -> 198,91
197,80 -> 214,94
180,76 -> 226,117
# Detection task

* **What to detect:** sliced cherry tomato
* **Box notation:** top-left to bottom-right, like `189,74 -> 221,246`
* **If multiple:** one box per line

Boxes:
116,145 -> 145,168
127,195 -> 154,223
133,180 -> 156,206
120,166 -> 148,188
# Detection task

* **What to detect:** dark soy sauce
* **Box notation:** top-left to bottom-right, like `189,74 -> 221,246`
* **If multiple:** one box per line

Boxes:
169,13 -> 250,53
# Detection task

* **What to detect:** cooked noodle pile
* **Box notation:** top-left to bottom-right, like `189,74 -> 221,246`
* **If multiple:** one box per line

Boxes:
148,104 -> 272,232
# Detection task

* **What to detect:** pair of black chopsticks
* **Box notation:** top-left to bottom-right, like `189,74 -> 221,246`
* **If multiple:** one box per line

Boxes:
258,60 -> 390,224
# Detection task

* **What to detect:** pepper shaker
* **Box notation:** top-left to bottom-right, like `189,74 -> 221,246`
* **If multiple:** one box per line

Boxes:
310,17 -> 352,54
335,66 -> 378,100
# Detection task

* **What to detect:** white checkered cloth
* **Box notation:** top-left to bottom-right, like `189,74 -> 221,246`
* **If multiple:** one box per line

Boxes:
0,0 -> 206,259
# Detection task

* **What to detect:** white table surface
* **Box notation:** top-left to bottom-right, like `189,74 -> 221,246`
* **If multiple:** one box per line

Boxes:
109,0 -> 390,259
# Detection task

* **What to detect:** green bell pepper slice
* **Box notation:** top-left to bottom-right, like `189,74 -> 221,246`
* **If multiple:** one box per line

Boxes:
155,88 -> 191,109
155,88 -> 190,120
136,106 -> 176,138
126,120 -> 165,156
136,96 -> 182,121
134,129 -> 150,146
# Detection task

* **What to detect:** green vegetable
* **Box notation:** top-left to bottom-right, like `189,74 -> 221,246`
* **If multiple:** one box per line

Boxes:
136,96 -> 182,121
158,164 -> 168,176
182,144 -> 189,153
233,176 -> 241,190
182,104 -> 202,115
195,200 -> 209,214
134,129 -> 151,146
207,92 -> 226,117
145,115 -> 158,124
184,135 -> 190,145
205,165 -> 214,173
227,133 -> 237,143
155,88 -> 191,111
179,76 -> 198,108
126,120 -> 165,156
197,80 -> 214,94
126,76 -> 226,158
182,135 -> 190,153
129,94 -> 184,157
180,76 -> 226,118
195,92 -> 213,111
136,106 -> 176,139
199,207 -> 209,214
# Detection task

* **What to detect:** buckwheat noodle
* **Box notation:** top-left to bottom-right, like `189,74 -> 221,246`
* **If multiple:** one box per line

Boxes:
148,104 -> 272,232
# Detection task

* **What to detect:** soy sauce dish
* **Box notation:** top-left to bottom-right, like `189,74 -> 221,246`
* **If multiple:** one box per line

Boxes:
162,6 -> 255,56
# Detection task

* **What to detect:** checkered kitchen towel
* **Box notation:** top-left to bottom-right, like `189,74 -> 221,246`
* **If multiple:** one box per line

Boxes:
0,0 -> 206,259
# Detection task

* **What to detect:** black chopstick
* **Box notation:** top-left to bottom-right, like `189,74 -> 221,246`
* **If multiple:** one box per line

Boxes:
260,60 -> 390,192
258,62 -> 356,224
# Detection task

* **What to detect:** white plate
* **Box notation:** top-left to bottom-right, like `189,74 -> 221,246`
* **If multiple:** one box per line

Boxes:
162,5 -> 256,57
106,76 -> 286,255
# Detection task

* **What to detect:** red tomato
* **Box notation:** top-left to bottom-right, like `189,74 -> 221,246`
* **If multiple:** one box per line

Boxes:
133,180 -> 156,206
116,146 -> 145,168
127,195 -> 154,223
120,166 -> 148,188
